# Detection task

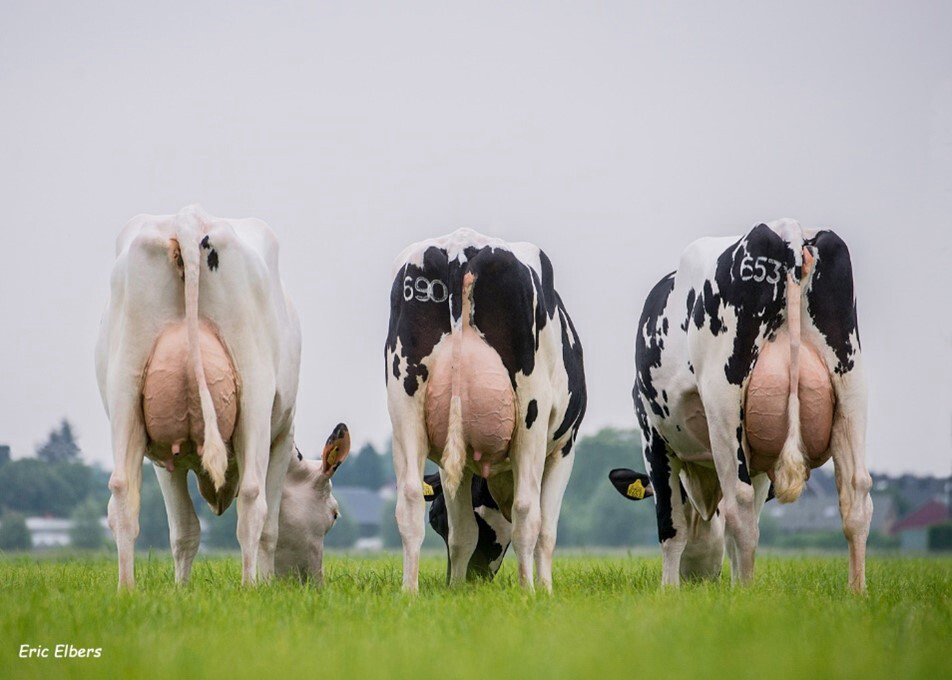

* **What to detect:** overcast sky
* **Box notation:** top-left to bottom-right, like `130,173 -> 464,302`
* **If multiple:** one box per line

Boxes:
1,1 -> 949,476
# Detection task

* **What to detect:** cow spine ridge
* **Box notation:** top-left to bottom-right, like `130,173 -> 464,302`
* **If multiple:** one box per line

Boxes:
177,206 -> 228,491
772,224 -> 808,503
440,271 -> 474,497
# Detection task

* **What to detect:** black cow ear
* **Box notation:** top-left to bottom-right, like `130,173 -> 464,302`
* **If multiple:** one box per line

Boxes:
609,468 -> 653,501
422,472 -> 442,501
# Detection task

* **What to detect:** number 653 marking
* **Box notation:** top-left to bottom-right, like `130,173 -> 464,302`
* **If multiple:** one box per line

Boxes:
739,255 -> 783,284
403,276 -> 449,303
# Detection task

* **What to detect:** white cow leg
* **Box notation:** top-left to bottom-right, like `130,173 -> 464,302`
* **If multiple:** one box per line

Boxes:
106,401 -> 146,590
257,427 -> 294,582
706,401 -> 758,586
444,469 -> 478,586
392,417 -> 428,593
642,424 -> 688,587
154,463 -> 200,584
535,446 -> 576,593
830,404 -> 872,594
511,424 -> 546,591
660,459 -> 690,586
236,420 -> 271,586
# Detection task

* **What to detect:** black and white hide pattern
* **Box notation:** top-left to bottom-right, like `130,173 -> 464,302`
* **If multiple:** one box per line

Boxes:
385,228 -> 586,592
423,472 -> 511,582
629,219 -> 872,592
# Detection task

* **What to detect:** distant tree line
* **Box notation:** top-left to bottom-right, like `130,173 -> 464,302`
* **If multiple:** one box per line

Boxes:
0,420 -> 945,553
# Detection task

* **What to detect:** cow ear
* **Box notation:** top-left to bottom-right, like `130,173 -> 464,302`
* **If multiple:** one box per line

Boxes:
422,472 -> 441,501
609,468 -> 653,501
321,423 -> 351,477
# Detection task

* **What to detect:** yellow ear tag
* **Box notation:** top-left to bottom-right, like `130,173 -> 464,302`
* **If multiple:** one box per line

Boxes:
326,446 -> 339,465
422,482 -> 434,497
626,479 -> 646,499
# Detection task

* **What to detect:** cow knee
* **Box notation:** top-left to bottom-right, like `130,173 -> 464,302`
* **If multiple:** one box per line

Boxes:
734,482 -> 755,507
401,481 -> 423,507
259,527 -> 278,555
513,497 -> 537,520
109,475 -> 127,498
239,484 -> 260,506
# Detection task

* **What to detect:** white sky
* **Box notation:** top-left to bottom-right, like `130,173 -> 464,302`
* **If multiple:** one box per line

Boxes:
0,1 -> 949,475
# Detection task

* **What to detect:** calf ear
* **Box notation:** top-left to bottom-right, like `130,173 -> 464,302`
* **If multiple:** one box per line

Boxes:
321,423 -> 351,476
609,468 -> 653,501
422,472 -> 442,502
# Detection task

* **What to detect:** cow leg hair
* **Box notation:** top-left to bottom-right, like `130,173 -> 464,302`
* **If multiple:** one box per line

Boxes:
443,468 -> 478,586
153,463 -> 200,584
535,446 -> 575,592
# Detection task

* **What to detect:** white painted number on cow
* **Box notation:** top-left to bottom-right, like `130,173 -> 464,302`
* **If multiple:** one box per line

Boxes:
404,276 -> 449,303
739,255 -> 783,284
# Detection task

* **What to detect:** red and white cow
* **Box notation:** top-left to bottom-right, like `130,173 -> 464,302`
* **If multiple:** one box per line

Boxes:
95,205 -> 349,588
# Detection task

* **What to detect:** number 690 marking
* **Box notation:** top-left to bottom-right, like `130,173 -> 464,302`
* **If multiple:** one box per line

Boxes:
403,276 -> 449,303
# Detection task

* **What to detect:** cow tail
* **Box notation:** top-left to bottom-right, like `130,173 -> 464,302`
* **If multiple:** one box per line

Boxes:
772,225 -> 808,503
177,206 -> 228,491
440,270 -> 474,498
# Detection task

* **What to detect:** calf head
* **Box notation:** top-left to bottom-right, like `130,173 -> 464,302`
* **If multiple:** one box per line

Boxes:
274,423 -> 351,583
608,468 -> 654,501
424,472 -> 512,582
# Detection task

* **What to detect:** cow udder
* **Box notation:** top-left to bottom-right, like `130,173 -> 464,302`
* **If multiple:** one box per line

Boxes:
745,331 -> 833,472
424,328 -> 515,473
142,320 -> 238,452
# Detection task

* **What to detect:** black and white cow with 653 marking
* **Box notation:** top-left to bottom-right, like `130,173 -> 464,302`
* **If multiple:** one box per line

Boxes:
385,229 -> 586,592
629,219 -> 872,592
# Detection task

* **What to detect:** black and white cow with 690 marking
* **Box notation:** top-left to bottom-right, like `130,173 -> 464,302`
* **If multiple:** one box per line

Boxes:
628,219 -> 872,592
385,228 -> 586,592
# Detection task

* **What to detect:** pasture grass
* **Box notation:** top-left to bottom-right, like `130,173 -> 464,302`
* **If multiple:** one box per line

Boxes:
0,552 -> 949,679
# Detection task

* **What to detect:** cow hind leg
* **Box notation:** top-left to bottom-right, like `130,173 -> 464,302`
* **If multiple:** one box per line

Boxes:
510,415 -> 548,591
705,398 -> 758,586
107,399 -> 147,590
392,412 -> 429,593
535,446 -> 575,592
679,504 -> 725,582
235,412 -> 271,586
641,426 -> 688,586
257,427 -> 294,582
154,463 -> 200,584
830,405 -> 872,593
443,468 -> 478,586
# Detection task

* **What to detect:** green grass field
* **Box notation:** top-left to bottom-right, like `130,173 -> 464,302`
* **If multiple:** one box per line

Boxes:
1,553 -> 949,679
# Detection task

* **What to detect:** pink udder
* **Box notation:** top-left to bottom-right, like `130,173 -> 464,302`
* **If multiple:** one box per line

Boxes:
745,332 -> 834,472
425,328 -> 516,466
142,321 -> 238,451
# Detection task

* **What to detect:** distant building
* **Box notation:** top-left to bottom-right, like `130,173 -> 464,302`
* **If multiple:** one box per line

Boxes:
890,500 -> 950,551
334,486 -> 385,538
764,467 -> 897,534
24,517 -> 108,548
872,473 -> 950,516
